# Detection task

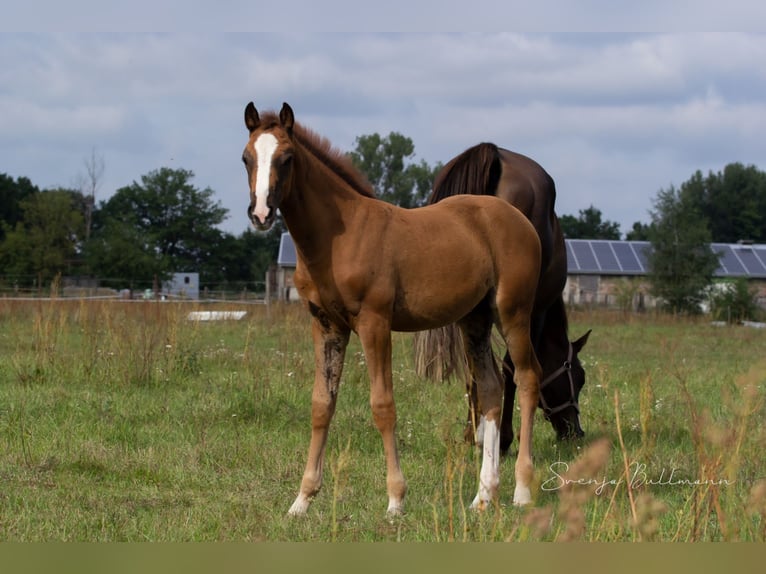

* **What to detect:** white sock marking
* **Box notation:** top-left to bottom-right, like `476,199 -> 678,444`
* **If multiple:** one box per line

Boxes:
471,418 -> 500,509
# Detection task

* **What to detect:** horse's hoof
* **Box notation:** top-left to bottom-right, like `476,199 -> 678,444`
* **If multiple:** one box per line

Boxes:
469,496 -> 490,511
287,494 -> 311,516
513,485 -> 532,506
386,500 -> 404,517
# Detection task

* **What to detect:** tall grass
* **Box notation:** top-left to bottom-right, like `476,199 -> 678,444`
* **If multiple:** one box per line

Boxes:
0,300 -> 764,541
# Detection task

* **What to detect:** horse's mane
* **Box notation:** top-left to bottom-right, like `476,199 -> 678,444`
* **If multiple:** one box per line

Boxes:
259,111 -> 376,199
430,142 -> 501,203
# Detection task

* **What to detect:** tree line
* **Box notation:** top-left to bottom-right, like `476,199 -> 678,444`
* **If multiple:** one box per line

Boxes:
2,133 -> 765,311
0,168 -> 283,294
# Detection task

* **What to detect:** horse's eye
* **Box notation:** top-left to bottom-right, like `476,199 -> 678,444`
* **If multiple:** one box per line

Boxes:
279,153 -> 293,167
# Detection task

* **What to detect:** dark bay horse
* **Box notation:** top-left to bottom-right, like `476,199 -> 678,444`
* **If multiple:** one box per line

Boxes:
242,102 -> 543,515
414,143 -> 591,447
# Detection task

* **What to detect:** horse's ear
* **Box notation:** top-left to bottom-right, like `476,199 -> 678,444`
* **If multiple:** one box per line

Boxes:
279,102 -> 294,135
572,329 -> 592,354
244,102 -> 260,132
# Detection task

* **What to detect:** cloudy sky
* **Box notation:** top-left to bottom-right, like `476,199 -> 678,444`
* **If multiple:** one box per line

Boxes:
2,4 -> 765,236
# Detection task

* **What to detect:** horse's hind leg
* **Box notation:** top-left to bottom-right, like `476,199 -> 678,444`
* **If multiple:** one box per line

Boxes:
464,376 -> 483,445
499,350 -> 516,454
289,310 -> 350,516
458,309 -> 503,510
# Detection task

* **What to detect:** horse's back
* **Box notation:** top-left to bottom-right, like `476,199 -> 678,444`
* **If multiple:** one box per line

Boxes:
495,148 -> 556,222
428,194 -> 541,276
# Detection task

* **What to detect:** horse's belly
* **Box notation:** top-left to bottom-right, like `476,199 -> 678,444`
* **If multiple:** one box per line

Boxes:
391,270 -> 493,331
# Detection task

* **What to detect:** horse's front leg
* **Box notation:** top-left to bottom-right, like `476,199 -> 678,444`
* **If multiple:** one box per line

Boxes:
502,323 -> 541,506
357,311 -> 407,515
288,311 -> 350,516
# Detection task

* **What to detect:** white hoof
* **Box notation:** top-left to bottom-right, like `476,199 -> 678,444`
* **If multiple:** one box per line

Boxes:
287,493 -> 311,516
386,498 -> 404,516
469,494 -> 490,511
513,484 -> 532,506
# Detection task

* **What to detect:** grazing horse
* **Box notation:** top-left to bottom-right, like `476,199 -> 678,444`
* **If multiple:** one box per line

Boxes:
242,102 -> 543,515
414,143 -> 591,447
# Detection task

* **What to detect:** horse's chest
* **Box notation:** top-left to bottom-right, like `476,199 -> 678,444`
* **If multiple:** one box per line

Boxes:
294,264 -> 371,325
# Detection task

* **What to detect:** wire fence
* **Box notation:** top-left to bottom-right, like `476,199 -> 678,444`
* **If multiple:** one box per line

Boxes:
0,274 -> 270,304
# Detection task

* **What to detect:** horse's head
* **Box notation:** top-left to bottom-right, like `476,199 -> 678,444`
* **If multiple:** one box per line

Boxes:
539,329 -> 591,441
242,102 -> 296,231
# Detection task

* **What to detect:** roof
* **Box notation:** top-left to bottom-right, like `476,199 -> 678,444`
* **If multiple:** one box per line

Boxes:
567,239 -> 766,278
277,233 -> 766,279
277,232 -> 297,267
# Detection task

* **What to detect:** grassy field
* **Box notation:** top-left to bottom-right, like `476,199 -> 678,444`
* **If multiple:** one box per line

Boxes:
1,298 -> 764,541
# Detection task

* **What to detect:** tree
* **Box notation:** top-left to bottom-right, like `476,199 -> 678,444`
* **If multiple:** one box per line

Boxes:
0,173 -> 39,242
625,221 -> 652,241
85,167 -> 228,287
348,132 -> 442,207
0,188 -> 85,283
560,205 -> 621,239
708,278 -> 761,323
646,185 -> 720,314
201,223 -> 283,290
681,163 -> 766,243
74,148 -> 105,241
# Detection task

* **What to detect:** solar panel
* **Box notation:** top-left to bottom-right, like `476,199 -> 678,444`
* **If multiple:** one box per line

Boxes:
714,244 -> 746,276
591,242 -> 620,273
611,242 -> 643,273
565,242 -> 579,272
755,247 -> 766,275
732,246 -> 766,276
632,242 -> 651,271
569,240 -> 599,272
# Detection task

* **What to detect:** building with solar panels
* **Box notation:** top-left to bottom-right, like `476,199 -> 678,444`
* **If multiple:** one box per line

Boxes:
564,239 -> 766,310
272,233 -> 766,310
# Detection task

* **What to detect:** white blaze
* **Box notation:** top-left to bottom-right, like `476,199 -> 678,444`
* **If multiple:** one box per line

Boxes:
253,133 -> 278,224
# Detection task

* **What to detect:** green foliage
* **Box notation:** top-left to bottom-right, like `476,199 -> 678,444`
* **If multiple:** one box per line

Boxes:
708,278 -> 762,323
0,188 -> 85,283
348,133 -> 442,208
625,221 -> 652,241
560,205 -> 621,239
203,223 -> 283,289
681,163 -> 766,243
0,174 -> 40,242
86,167 -> 228,288
647,185 -> 720,314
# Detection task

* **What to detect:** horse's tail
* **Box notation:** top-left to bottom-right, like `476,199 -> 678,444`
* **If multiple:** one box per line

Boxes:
429,142 -> 502,203
413,325 -> 468,382
414,143 -> 502,382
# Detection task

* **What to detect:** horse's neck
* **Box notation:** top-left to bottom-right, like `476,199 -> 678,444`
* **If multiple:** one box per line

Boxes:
538,299 -> 571,363
281,147 -> 363,261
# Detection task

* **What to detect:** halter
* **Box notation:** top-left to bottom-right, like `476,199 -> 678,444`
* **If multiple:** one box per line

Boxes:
538,342 -> 579,419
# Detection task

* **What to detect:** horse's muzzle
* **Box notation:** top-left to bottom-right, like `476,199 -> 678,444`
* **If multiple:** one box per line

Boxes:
550,410 -> 585,441
248,202 -> 275,231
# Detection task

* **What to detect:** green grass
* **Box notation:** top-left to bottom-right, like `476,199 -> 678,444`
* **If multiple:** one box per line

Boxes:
1,300 -> 764,541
